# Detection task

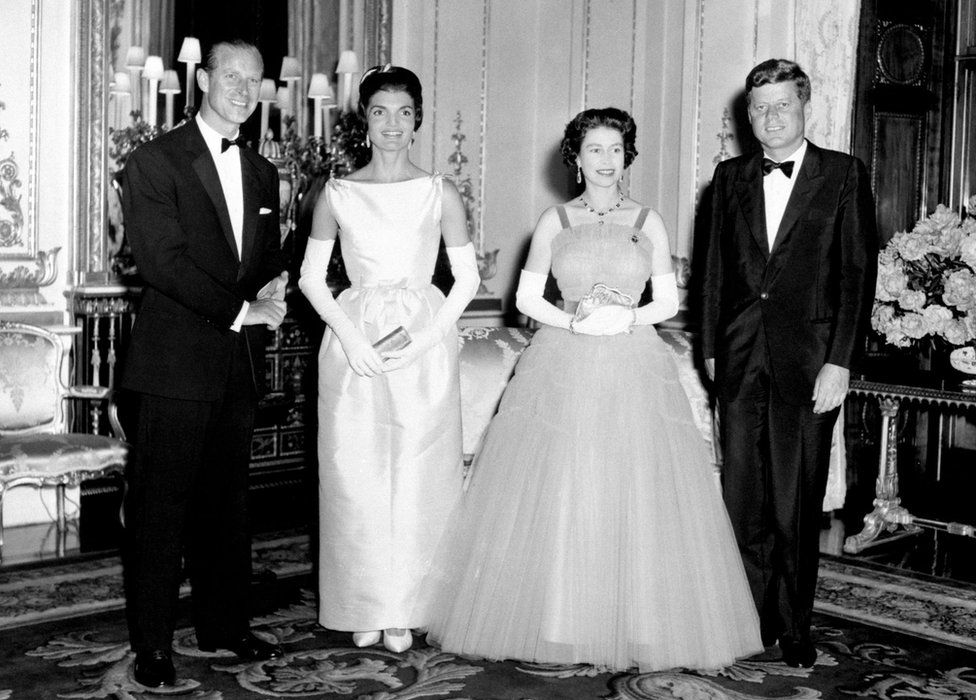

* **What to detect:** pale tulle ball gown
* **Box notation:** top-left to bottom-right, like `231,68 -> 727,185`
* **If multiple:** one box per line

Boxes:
316,174 -> 463,632
421,206 -> 763,672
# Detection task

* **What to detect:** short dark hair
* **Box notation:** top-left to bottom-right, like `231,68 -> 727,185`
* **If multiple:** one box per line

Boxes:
745,58 -> 811,103
358,64 -> 424,130
560,107 -> 638,168
204,40 -> 263,74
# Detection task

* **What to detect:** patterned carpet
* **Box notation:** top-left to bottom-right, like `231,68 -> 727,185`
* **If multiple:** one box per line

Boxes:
0,533 -> 975,698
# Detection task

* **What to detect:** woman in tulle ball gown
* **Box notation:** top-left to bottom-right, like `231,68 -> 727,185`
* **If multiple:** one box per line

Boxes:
298,65 -> 479,654
421,107 -> 763,672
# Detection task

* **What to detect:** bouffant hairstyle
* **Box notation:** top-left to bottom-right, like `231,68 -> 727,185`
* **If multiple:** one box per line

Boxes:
357,64 -> 424,131
559,107 -> 638,169
745,59 -> 811,104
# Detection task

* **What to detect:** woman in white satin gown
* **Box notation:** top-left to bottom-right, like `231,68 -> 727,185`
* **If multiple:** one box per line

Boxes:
421,108 -> 762,672
297,65 -> 479,654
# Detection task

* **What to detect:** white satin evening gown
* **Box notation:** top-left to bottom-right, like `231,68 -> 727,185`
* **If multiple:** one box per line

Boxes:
316,174 -> 464,632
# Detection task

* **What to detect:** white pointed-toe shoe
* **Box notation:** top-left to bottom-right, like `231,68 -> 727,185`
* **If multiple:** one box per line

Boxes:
383,628 -> 412,653
352,630 -> 382,647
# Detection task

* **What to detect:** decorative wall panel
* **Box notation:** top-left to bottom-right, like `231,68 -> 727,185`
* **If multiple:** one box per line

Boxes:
0,0 -> 39,260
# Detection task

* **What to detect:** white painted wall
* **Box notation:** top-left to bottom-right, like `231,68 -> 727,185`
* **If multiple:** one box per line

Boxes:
394,0 -> 700,311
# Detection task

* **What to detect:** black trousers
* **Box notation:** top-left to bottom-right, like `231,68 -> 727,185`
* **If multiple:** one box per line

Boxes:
719,348 -> 837,646
123,338 -> 256,654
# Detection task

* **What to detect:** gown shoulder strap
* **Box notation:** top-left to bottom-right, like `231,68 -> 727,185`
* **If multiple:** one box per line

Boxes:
556,205 -> 571,230
633,207 -> 651,231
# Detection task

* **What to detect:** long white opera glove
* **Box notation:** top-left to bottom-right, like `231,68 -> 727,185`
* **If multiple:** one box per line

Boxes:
298,238 -> 384,377
632,272 -> 679,325
514,269 -> 574,330
572,272 -> 679,335
382,242 -> 481,369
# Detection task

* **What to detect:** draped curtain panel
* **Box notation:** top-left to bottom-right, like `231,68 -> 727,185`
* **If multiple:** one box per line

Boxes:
795,0 -> 861,511
795,0 -> 861,154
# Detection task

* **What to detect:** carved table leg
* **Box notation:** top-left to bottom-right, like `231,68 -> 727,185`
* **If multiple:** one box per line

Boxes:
844,396 -> 920,553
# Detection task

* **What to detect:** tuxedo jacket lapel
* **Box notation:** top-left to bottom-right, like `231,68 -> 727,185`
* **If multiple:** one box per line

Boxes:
185,122 -> 239,260
771,143 -> 826,256
734,154 -> 769,260
238,149 -> 264,275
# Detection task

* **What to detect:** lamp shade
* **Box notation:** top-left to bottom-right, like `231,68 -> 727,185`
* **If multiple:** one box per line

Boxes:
111,72 -> 131,94
143,55 -> 165,80
159,69 -> 181,94
307,73 -> 334,100
259,78 -> 277,102
125,46 -> 146,69
177,36 -> 202,64
279,56 -> 301,81
336,50 -> 360,74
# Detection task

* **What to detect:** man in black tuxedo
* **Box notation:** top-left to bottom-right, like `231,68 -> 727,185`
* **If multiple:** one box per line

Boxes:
120,39 -> 288,688
701,59 -> 878,668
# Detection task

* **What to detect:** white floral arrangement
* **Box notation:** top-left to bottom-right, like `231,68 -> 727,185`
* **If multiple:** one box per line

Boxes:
872,199 -> 976,352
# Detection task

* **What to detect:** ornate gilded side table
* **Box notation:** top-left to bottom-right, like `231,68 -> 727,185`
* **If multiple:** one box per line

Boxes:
843,378 -> 976,553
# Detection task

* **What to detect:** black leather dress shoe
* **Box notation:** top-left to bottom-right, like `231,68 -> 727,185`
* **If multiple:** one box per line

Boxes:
198,632 -> 283,660
133,649 -> 175,687
781,638 -> 817,668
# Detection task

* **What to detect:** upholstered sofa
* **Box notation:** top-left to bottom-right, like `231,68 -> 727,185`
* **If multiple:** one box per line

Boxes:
456,325 -> 717,470
456,325 -> 845,510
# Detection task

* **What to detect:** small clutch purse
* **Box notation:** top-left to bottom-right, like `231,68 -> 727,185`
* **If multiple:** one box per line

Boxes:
372,326 -> 412,353
573,283 -> 635,322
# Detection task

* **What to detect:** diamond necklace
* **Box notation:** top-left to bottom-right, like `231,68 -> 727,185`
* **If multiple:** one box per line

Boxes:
579,193 -> 624,225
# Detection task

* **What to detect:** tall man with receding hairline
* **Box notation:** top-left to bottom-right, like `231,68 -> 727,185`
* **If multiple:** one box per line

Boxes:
120,39 -> 288,688
701,58 -> 878,668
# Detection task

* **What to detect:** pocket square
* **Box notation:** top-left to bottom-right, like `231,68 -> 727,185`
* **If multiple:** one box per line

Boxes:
259,207 -> 272,215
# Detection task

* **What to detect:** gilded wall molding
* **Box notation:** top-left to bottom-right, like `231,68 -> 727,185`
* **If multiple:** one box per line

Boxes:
629,0 -> 637,115
74,0 -> 110,280
363,0 -> 392,66
582,0 -> 591,107
477,0 -> 489,253
694,0 -> 707,193
431,0 -> 440,166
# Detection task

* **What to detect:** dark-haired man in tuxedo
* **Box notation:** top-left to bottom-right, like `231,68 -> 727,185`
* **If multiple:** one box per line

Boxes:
701,59 -> 878,668
120,39 -> 288,688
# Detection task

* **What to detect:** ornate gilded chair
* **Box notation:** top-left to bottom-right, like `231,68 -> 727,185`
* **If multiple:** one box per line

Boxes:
0,321 -> 128,560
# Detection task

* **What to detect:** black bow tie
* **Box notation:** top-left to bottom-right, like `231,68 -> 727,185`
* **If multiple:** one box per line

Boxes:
762,158 -> 794,178
220,135 -> 246,152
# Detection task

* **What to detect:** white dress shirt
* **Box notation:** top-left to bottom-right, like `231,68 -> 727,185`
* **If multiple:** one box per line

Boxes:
763,139 -> 807,251
195,114 -> 249,329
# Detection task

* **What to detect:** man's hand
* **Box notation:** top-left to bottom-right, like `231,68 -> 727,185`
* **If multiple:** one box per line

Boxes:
243,298 -> 287,330
704,357 -> 715,382
812,362 -> 849,414
257,271 -> 289,301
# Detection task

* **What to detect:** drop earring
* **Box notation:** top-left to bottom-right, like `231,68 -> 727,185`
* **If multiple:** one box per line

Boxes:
366,134 -> 371,148
576,166 -> 582,184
